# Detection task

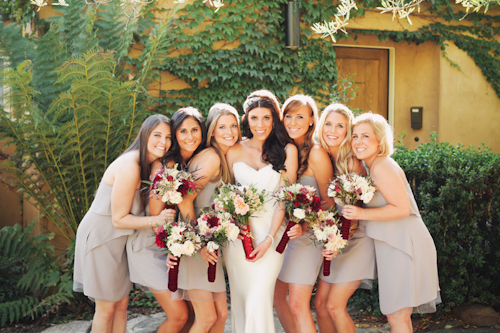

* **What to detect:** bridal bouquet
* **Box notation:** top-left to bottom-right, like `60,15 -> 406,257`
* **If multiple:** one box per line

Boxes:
327,173 -> 375,239
213,183 -> 267,259
149,164 -> 198,209
310,210 -> 348,276
274,183 -> 322,254
194,210 -> 240,282
155,219 -> 201,292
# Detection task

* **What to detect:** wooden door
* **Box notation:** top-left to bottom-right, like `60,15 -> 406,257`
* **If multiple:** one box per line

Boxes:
335,47 -> 389,119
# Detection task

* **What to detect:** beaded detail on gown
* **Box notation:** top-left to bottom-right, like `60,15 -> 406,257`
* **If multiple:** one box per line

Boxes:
222,162 -> 286,333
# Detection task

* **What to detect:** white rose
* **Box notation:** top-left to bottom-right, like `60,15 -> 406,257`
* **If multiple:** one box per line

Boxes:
183,241 -> 196,256
314,228 -> 327,241
226,224 -> 240,241
207,241 -> 220,252
169,243 -> 184,257
362,191 -> 374,203
170,191 -> 183,204
293,208 -> 306,220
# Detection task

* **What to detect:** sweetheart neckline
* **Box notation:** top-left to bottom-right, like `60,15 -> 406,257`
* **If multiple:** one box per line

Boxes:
234,161 -> 273,172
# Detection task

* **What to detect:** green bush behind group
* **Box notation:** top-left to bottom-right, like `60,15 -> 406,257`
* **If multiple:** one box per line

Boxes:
0,0 -> 499,326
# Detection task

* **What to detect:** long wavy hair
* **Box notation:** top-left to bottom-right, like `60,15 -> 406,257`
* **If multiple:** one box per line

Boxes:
280,95 -> 319,179
316,103 -> 354,175
161,107 -> 207,170
123,114 -> 171,207
206,103 -> 242,184
241,90 -> 292,172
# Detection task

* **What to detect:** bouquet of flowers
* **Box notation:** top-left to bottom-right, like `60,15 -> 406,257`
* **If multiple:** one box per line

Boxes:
310,210 -> 348,276
327,173 -> 375,239
155,219 -> 201,292
274,183 -> 322,254
149,164 -> 198,209
213,183 -> 267,259
194,210 -> 240,282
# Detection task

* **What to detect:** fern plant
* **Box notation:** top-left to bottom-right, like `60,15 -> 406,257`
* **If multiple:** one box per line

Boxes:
0,220 -> 73,327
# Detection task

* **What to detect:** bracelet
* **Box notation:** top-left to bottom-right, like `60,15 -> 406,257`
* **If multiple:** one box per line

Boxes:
266,233 -> 274,244
149,216 -> 153,227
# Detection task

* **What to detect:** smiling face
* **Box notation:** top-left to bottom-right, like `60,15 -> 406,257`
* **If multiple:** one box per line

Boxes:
247,107 -> 274,140
283,105 -> 313,143
147,122 -> 172,163
176,116 -> 202,156
322,111 -> 348,148
212,114 -> 239,152
351,122 -> 380,163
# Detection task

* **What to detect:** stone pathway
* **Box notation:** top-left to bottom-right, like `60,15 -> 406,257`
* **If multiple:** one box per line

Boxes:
39,310 -> 500,333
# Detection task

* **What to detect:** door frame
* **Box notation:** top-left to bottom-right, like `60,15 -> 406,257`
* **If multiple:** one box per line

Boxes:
334,45 -> 395,128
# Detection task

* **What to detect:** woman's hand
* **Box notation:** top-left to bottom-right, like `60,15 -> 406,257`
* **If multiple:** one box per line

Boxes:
247,240 -> 271,263
199,247 -> 219,267
288,223 -> 304,240
342,205 -> 363,221
166,253 -> 178,271
322,248 -> 339,260
159,208 -> 176,224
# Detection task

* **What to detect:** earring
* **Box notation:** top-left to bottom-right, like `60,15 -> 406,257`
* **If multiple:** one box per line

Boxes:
309,123 -> 313,127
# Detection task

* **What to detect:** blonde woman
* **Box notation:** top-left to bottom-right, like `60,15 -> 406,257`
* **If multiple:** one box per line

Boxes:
342,113 -> 440,332
314,104 -> 376,333
175,103 -> 242,333
274,95 -> 335,333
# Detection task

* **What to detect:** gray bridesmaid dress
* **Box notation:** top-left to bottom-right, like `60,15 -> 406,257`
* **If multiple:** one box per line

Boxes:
73,182 -> 143,302
178,179 -> 226,302
364,184 -> 441,315
277,175 -> 324,286
319,203 -> 377,288
126,207 -> 171,294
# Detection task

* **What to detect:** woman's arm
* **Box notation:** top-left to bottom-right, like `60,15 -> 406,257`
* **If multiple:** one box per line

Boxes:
309,145 -> 335,210
248,143 -> 298,262
342,157 -> 411,221
111,156 -> 170,229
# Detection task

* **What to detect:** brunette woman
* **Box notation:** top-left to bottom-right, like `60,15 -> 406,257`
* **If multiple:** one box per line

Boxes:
174,103 -> 242,333
314,104 -> 376,333
223,90 -> 298,332
274,95 -> 335,333
74,115 -> 173,333
342,113 -> 440,332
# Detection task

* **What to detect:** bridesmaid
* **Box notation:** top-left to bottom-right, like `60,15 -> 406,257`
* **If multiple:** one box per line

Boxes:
274,95 -> 335,333
74,114 -> 174,333
342,113 -> 440,332
314,104 -> 376,333
175,103 -> 242,333
129,107 -> 206,333
223,90 -> 298,332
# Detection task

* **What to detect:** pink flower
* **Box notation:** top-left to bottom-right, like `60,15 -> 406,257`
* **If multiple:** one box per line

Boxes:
234,196 -> 250,215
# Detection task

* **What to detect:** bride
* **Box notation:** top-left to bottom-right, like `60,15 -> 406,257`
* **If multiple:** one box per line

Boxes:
223,90 -> 298,332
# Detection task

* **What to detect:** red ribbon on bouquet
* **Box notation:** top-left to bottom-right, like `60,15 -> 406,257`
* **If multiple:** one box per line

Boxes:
208,250 -> 218,282
339,215 -> 351,240
323,258 -> 331,276
168,256 -> 180,292
165,204 -> 175,210
241,225 -> 255,259
276,220 -> 297,254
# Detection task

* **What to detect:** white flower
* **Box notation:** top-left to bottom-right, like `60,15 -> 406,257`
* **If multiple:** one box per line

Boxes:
183,241 -> 196,256
207,241 -> 220,252
318,210 -> 334,221
170,226 -> 186,241
361,191 -> 375,203
169,243 -> 184,257
226,224 -> 240,241
314,228 -> 328,241
293,208 -> 306,220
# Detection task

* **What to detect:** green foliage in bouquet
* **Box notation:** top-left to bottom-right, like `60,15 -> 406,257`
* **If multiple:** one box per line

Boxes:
348,133 -> 500,312
0,220 -> 73,327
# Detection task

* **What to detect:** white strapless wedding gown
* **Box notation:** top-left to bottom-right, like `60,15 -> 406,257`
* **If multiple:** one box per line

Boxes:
222,162 -> 286,333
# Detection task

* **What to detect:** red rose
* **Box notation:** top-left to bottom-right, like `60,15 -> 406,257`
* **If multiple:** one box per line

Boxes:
166,175 -> 174,181
311,196 -> 321,212
207,215 -> 220,228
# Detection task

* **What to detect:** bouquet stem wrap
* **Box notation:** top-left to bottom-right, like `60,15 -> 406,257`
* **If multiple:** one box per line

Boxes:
208,250 -> 218,283
165,204 -> 175,210
323,257 -> 331,276
339,216 -> 351,240
276,220 -> 297,254
242,225 -> 255,259
168,257 -> 180,292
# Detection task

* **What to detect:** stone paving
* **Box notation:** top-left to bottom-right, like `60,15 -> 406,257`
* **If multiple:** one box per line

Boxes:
39,310 -> 500,333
